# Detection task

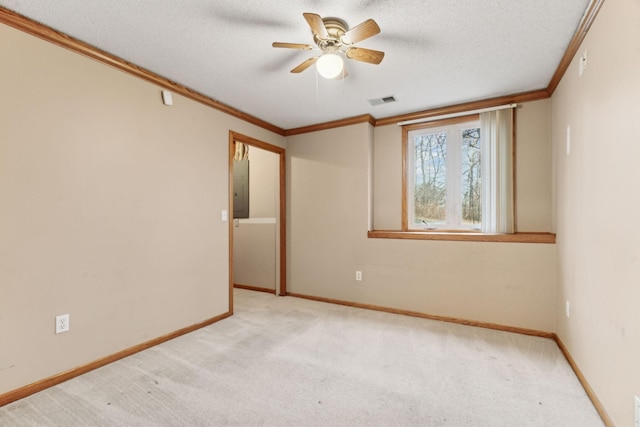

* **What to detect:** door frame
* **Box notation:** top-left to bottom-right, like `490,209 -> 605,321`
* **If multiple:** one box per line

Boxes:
228,131 -> 286,313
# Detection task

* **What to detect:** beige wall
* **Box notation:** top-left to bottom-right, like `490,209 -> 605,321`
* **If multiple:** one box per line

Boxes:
514,100 -> 553,231
6,4 -> 633,422
552,0 -> 640,424
0,23 -> 282,394
287,117 -> 556,331
233,146 -> 279,290
287,123 -> 373,301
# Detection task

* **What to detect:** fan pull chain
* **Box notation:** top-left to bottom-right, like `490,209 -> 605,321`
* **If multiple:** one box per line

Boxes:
315,67 -> 319,110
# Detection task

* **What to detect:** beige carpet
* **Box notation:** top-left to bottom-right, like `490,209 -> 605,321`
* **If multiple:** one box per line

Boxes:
1,289 -> 603,426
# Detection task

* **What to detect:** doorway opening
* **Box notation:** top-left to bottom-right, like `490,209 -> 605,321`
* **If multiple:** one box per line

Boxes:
228,131 -> 286,313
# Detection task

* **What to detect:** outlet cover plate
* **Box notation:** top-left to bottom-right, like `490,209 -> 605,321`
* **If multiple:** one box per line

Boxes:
55,314 -> 70,334
635,396 -> 640,427
579,49 -> 588,76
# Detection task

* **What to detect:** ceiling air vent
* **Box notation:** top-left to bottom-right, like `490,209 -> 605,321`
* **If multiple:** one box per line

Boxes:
367,95 -> 397,106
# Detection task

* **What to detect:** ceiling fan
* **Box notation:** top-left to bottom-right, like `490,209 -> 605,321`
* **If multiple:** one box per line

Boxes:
272,13 -> 384,79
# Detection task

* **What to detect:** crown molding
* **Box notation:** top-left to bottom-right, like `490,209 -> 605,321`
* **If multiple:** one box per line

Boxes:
0,7 -> 286,136
373,90 -> 549,128
284,114 -> 376,136
1,1 -> 605,137
546,0 -> 605,95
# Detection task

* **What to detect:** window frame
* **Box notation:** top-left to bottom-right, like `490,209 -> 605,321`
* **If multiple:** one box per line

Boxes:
402,114 -> 482,232
369,104 -> 555,244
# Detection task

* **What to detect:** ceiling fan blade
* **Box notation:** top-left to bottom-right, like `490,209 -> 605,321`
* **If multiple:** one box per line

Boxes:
291,56 -> 319,73
303,13 -> 329,39
272,42 -> 313,50
345,47 -> 385,64
341,19 -> 380,44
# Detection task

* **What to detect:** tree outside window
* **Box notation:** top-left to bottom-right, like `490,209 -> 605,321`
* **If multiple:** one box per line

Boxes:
405,116 -> 481,230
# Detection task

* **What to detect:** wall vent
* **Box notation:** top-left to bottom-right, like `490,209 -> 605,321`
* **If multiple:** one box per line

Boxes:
367,95 -> 397,106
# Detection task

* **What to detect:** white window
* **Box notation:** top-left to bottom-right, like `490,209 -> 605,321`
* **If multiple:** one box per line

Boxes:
405,116 -> 481,230
402,107 -> 514,233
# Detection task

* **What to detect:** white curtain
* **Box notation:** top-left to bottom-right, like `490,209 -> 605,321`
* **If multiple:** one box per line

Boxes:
480,108 -> 514,233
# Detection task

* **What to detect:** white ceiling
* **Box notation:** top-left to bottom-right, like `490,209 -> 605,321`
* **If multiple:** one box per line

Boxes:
0,0 -> 591,130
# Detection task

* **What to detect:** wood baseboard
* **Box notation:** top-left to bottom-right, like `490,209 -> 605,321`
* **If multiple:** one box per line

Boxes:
553,335 -> 613,426
1,292 -> 613,426
0,311 -> 232,407
286,292 -> 555,339
287,291 -> 613,426
234,283 -> 276,295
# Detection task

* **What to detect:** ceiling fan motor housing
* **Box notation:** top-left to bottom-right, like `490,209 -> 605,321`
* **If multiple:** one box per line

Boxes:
314,18 -> 348,51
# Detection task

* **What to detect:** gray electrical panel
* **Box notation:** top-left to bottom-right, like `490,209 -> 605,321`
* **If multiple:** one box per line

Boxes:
233,159 -> 249,219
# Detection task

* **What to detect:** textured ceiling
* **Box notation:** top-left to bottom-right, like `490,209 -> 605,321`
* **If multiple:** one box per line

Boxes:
0,0 -> 591,130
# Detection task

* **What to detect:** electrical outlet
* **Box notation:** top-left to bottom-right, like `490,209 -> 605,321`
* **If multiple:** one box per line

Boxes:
635,396 -> 640,427
355,271 -> 362,282
566,301 -> 571,318
55,314 -> 69,334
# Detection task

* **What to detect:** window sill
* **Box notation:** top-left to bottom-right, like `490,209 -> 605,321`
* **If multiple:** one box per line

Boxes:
368,230 -> 556,244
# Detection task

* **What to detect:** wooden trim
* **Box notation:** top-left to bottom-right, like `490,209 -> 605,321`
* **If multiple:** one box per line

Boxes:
284,114 -> 375,136
368,230 -> 556,243
402,114 -> 481,131
278,149 -> 287,296
553,335 -> 614,426
228,132 -> 287,297
229,132 -> 285,155
228,135 -> 236,314
278,1 -> 603,134
401,127 -> 409,231
374,90 -> 549,127
546,0 -> 606,95
285,1 -> 604,135
512,107 -> 518,231
0,311 -> 231,407
1,1 -> 601,136
287,292 -> 555,339
282,91 -> 547,135
0,7 -> 285,136
234,283 -> 277,295
287,291 -> 610,425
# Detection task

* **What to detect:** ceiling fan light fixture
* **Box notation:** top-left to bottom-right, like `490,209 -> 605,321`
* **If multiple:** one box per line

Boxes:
316,53 -> 344,79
